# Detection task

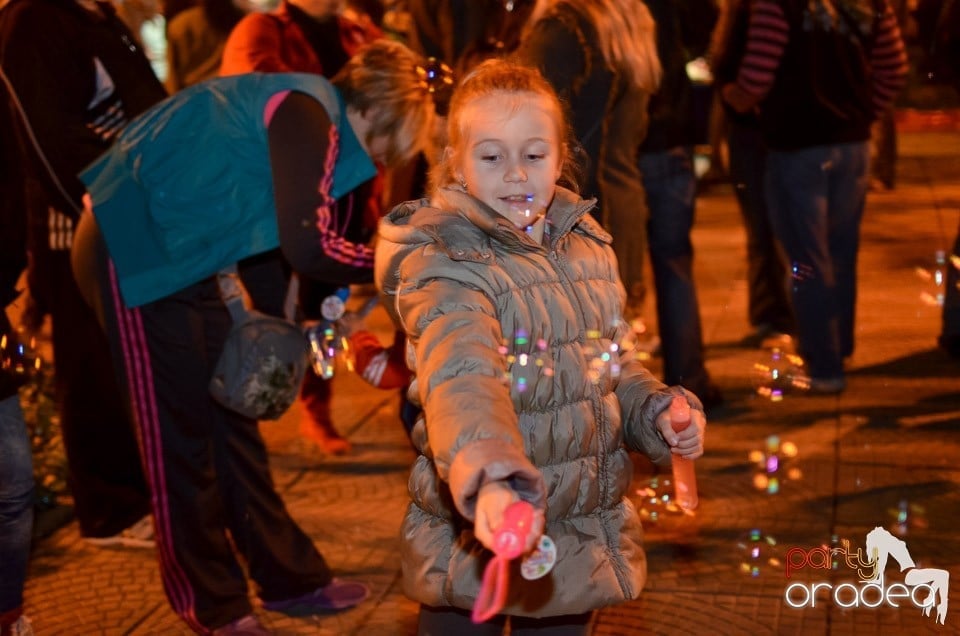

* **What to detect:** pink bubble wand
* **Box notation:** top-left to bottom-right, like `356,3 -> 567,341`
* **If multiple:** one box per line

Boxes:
471,501 -> 535,624
670,397 -> 699,510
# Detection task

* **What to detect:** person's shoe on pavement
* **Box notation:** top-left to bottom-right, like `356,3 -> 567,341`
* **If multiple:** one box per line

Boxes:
1,614 -> 33,636
740,323 -> 793,349
83,515 -> 155,549
261,579 -> 370,614
938,334 -> 960,359
212,614 -> 271,635
807,376 -> 846,395
300,418 -> 352,455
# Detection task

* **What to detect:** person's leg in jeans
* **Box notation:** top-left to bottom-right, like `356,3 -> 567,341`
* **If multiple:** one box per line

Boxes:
641,146 -> 716,398
826,141 -> 869,360
0,395 -> 33,630
726,120 -> 793,337
765,144 -> 846,380
870,110 -> 897,190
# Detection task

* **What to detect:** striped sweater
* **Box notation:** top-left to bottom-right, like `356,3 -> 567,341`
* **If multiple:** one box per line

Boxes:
724,0 -> 908,149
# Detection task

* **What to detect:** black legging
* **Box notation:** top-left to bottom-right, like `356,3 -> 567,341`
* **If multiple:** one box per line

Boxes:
418,605 -> 593,636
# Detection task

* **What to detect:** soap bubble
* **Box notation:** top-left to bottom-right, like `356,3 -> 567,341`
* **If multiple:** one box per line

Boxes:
517,194 -> 547,228
500,330 -> 554,393
583,321 -> 637,384
751,348 -> 810,401
634,475 -> 692,523
306,323 -> 349,380
0,327 -> 43,381
500,195 -> 550,234
916,249 -> 958,308
736,529 -> 781,577
888,499 -> 928,536
749,435 -> 801,494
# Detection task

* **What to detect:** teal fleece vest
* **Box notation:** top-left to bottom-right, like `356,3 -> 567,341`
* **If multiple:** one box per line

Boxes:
81,72 -> 377,308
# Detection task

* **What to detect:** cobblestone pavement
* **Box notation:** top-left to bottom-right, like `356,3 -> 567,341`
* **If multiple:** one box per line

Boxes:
19,129 -> 960,635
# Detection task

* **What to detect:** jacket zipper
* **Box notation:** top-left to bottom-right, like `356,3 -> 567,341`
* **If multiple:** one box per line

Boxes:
547,242 -> 609,504
548,222 -> 630,596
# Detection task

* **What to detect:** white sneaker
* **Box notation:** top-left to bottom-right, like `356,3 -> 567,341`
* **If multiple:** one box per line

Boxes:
84,515 -> 155,549
8,615 -> 34,636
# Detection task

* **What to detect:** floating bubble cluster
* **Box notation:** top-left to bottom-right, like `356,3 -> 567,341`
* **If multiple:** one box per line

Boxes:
748,435 -> 801,494
751,348 -> 810,401
582,321 -> 639,385
499,330 -> 554,393
583,329 -> 616,384
737,529 -> 781,577
635,475 -> 693,523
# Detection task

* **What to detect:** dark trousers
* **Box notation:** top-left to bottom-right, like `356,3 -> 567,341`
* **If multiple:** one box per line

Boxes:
765,141 -> 870,378
726,120 -> 794,334
942,216 -> 960,340
418,605 -> 592,636
640,146 -> 713,394
72,216 -> 331,632
871,110 -> 897,188
44,250 -> 150,538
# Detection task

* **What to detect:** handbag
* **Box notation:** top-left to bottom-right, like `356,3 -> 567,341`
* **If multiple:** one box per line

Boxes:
209,265 -> 308,420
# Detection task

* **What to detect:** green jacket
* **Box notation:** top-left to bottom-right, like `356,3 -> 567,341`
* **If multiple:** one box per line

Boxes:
81,72 -> 376,307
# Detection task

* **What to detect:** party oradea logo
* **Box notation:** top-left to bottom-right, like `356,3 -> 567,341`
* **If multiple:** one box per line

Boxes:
784,526 -> 949,625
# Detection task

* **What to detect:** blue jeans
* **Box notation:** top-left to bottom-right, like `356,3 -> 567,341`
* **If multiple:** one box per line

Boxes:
942,215 -> 960,339
726,120 -> 793,333
0,395 -> 33,614
639,146 -> 712,393
765,141 -> 870,378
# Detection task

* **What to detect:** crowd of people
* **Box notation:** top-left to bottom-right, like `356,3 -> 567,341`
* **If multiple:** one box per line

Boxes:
2,0 -> 954,634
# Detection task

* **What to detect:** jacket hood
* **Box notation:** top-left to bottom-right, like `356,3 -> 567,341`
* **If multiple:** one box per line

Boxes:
375,185 -> 604,326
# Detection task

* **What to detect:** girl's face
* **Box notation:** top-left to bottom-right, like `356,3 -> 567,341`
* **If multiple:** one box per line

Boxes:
454,92 -> 562,229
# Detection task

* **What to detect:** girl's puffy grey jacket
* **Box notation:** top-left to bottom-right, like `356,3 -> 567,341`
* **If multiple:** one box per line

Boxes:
375,186 -> 703,617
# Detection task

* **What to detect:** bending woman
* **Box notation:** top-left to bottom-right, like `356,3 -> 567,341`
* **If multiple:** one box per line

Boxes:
71,40 -> 436,635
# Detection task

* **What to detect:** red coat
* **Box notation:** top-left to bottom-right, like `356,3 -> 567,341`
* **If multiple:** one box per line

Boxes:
220,2 -> 381,77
